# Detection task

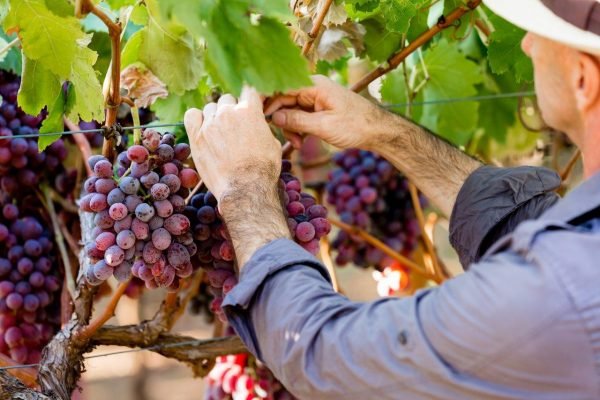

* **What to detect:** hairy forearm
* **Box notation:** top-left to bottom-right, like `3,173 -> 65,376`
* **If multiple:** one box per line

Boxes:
369,111 -> 482,216
219,179 -> 291,269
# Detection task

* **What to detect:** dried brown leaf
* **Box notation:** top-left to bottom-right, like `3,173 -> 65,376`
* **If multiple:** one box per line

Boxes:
120,65 -> 168,108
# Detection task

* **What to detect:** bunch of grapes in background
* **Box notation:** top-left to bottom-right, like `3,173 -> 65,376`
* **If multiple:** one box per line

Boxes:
0,71 -> 78,197
80,129 -> 201,290
327,149 -> 423,270
0,195 -> 61,364
187,160 -> 331,321
206,353 -> 295,400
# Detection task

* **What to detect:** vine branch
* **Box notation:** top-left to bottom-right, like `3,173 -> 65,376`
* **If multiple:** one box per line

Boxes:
329,218 -> 442,283
78,280 -> 131,340
302,0 -> 335,56
351,0 -> 482,93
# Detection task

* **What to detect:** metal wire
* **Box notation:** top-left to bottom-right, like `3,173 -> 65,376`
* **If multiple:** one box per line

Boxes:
0,122 -> 185,141
0,337 -> 226,371
0,92 -> 536,142
382,91 -> 536,109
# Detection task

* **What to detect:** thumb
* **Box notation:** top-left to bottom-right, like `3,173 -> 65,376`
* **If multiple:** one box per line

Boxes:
271,109 -> 323,134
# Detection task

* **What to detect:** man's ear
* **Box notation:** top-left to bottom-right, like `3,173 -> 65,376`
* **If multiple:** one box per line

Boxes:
574,53 -> 600,113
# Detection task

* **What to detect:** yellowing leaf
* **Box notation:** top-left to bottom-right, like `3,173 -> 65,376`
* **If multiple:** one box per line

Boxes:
121,64 -> 168,108
4,0 -> 87,79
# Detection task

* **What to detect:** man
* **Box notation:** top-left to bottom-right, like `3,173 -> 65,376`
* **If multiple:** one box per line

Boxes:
184,0 -> 600,398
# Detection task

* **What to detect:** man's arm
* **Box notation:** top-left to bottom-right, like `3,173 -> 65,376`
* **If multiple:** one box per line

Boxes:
265,75 -> 481,216
222,239 -> 582,399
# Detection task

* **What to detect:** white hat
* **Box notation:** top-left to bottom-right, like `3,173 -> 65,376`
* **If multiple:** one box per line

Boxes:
484,0 -> 600,55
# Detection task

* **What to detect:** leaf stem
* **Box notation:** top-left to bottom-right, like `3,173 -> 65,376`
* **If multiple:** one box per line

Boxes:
0,37 -> 19,59
43,187 -> 76,301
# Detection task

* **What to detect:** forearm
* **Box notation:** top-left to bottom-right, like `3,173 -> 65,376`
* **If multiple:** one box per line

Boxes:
218,178 -> 291,269
369,111 -> 482,216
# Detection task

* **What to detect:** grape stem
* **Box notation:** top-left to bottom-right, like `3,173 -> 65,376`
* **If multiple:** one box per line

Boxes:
0,353 -> 38,388
0,37 -> 19,59
407,183 -> 447,281
314,187 -> 341,292
184,179 -> 204,205
350,0 -> 482,93
302,0 -> 335,56
165,270 -> 206,327
42,187 -> 77,301
329,218 -> 442,284
78,279 -> 131,340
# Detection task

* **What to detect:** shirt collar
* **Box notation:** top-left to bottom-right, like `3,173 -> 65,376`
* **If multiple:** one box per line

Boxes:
541,171 -> 600,222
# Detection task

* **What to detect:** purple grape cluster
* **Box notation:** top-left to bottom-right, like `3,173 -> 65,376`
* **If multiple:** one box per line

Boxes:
0,71 -> 77,196
0,197 -> 61,364
80,130 -> 201,290
327,149 -> 423,270
187,160 -> 331,321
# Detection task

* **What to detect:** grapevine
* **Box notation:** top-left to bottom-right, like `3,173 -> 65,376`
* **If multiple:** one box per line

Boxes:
0,0 -> 544,397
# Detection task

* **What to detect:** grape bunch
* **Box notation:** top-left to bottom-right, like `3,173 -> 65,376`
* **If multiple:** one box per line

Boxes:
0,71 -> 78,196
80,130 -> 201,290
206,353 -> 295,400
187,160 -> 331,321
327,149 -> 423,270
0,197 -> 61,364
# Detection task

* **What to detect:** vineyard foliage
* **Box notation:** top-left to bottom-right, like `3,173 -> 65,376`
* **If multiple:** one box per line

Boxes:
0,0 -> 534,157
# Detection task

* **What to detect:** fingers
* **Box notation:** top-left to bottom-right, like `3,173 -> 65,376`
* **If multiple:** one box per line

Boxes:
264,95 -> 300,116
183,108 -> 204,138
282,130 -> 304,149
203,102 -> 217,124
271,109 -> 322,135
218,94 -> 237,107
239,86 -> 262,109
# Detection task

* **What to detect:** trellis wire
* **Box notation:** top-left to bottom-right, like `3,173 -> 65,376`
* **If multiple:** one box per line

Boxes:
0,337 -> 228,371
0,91 -> 536,142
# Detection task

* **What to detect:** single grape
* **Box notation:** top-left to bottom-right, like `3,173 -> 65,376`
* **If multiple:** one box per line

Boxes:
109,203 -> 128,221
127,145 -> 150,163
140,171 -> 159,189
105,245 -> 125,267
131,218 -> 150,240
164,214 -> 190,236
295,222 -> 316,242
93,260 -> 114,281
94,160 -> 113,178
154,200 -> 173,218
119,176 -> 140,195
160,174 -> 181,193
152,228 -> 172,251
116,230 -> 135,250
95,232 -> 116,251
150,183 -> 170,201
135,203 -> 155,222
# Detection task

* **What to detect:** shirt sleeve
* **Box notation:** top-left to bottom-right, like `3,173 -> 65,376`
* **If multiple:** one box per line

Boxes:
449,165 -> 560,268
222,239 -> 577,399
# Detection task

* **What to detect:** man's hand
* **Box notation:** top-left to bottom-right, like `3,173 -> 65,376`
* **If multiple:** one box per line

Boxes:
184,88 -> 291,268
184,88 -> 281,202
265,75 -> 390,150
266,75 -> 481,216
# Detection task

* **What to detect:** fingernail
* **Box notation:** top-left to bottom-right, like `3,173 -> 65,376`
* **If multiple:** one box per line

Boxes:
272,112 -> 285,126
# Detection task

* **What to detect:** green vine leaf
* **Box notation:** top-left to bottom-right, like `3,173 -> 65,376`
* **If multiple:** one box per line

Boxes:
157,0 -> 311,95
488,13 -> 533,83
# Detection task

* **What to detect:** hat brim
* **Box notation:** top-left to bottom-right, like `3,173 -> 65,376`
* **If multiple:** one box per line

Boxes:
484,0 -> 600,55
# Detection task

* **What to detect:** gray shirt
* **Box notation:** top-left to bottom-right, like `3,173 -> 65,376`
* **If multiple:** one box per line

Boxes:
223,166 -> 600,399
